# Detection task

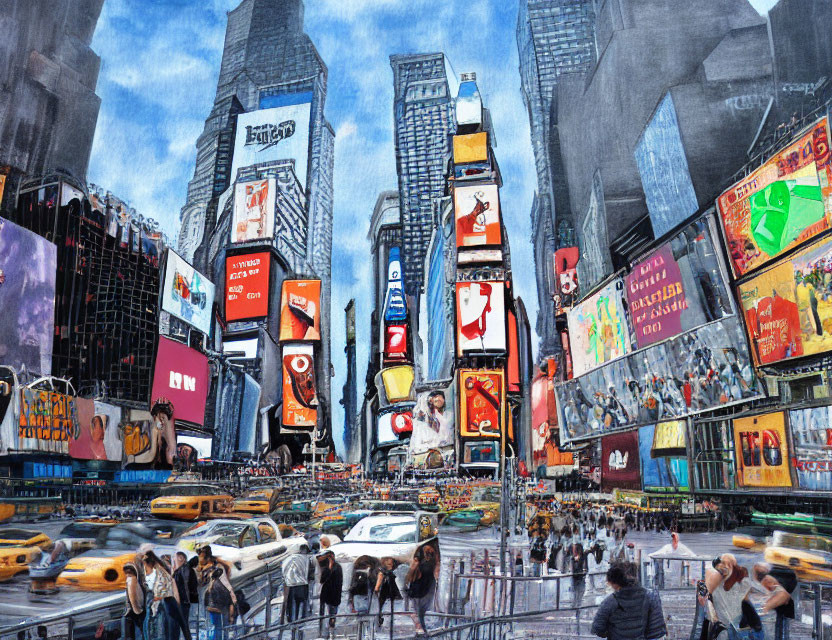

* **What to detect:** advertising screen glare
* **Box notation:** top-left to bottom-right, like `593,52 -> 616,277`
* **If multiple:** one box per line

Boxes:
281,343 -> 317,430
458,369 -> 504,439
601,430 -> 641,492
456,281 -> 506,355
230,101 -> 312,188
454,184 -> 501,249
232,178 -> 276,243
718,117 -> 832,277
738,233 -> 832,365
638,423 -> 690,492
225,252 -> 270,322
150,337 -> 210,426
279,279 -> 321,342
733,412 -> 791,488
567,278 -> 631,377
161,250 -> 215,335
789,406 -> 832,491
0,217 -> 56,376
376,412 -> 400,446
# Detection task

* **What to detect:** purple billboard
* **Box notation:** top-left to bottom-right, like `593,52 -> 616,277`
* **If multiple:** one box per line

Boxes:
626,244 -> 686,347
0,217 -> 56,375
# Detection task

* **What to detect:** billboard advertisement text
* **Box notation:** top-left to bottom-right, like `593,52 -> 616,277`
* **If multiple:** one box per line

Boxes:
279,280 -> 321,342
18,385 -> 75,454
162,250 -> 215,335
733,412 -> 791,488
150,337 -> 210,426
384,246 -> 407,323
225,252 -> 270,322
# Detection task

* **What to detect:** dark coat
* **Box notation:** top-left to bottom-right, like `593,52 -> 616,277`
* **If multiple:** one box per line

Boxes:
591,586 -> 666,640
320,563 -> 343,607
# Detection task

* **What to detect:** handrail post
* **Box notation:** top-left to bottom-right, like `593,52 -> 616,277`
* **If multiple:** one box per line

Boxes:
67,616 -> 74,640
814,583 -> 823,640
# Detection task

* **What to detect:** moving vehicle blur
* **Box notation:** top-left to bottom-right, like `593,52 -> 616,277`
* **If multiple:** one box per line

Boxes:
0,528 -> 51,581
232,486 -> 282,514
764,530 -> 832,582
150,483 -> 233,520
330,513 -> 438,565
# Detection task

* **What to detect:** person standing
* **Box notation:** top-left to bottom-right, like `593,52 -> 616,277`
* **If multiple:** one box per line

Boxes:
753,562 -> 797,640
706,554 -> 762,640
141,551 -> 173,640
173,552 -> 198,639
281,544 -> 311,623
123,563 -> 145,640
318,550 -> 343,634
407,544 -> 440,636
569,543 -> 590,610
375,557 -> 402,627
530,533 -> 547,577
205,563 -> 237,640
591,562 -> 666,640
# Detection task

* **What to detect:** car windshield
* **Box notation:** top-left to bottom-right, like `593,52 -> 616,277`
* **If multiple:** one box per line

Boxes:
345,519 -> 417,543
182,522 -> 249,548
60,523 -> 110,538
773,531 -> 832,554
159,484 -> 220,497
99,523 -> 186,549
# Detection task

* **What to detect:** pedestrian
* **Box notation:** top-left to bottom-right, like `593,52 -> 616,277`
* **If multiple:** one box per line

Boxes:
705,554 -> 763,640
374,557 -> 401,627
753,562 -> 797,640
205,559 -> 237,640
141,551 -> 173,640
173,552 -> 198,639
406,544 -> 439,636
281,544 -> 310,623
349,556 -> 377,614
123,563 -> 145,640
317,550 -> 343,634
568,542 -> 590,610
530,533 -> 547,577
591,561 -> 666,640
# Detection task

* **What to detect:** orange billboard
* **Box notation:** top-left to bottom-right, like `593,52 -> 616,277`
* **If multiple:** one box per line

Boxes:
281,344 -> 317,430
279,280 -> 321,342
225,252 -> 270,322
733,412 -> 792,488
458,369 -> 504,439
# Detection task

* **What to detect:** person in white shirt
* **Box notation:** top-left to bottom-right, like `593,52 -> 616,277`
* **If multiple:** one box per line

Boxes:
281,545 -> 310,623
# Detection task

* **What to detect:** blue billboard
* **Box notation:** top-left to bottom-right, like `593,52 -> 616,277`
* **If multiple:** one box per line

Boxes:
383,246 -> 407,323
638,423 -> 690,493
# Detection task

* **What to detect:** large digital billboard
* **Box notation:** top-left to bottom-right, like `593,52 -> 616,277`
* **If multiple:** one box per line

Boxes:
279,279 -> 321,342
601,430 -> 641,492
625,218 -> 732,349
121,408 -> 171,467
456,281 -> 506,355
230,101 -> 312,188
454,184 -> 501,249
161,249 -> 215,335
383,247 -> 407,323
150,337 -> 210,426
0,217 -> 56,376
557,316 -> 761,442
717,117 -> 832,277
738,233 -> 832,365
638,423 -> 690,492
733,412 -> 791,488
232,178 -> 276,243
567,278 -> 631,377
69,400 -> 122,461
225,252 -> 270,322
409,383 -> 455,456
18,384 -> 75,454
458,369 -> 504,439
789,406 -> 832,491
281,343 -> 317,431
376,365 -> 415,405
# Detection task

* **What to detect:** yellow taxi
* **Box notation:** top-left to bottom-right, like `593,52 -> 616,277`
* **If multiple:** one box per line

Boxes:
764,530 -> 832,582
0,528 -> 51,581
232,487 -> 281,514
150,484 -> 233,521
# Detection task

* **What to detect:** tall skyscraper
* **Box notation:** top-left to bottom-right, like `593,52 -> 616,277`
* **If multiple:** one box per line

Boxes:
390,53 -> 457,297
517,0 -> 596,357
341,299 -> 358,462
0,0 -> 104,211
178,0 -> 335,411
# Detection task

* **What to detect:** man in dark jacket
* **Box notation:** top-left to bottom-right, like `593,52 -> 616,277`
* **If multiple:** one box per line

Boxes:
318,550 -> 343,634
592,562 -> 666,640
173,551 -> 199,638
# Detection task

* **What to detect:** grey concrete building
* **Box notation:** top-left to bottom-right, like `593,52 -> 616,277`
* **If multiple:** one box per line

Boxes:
390,53 -> 457,297
0,0 -> 104,210
516,0 -> 595,358
341,299 -> 358,463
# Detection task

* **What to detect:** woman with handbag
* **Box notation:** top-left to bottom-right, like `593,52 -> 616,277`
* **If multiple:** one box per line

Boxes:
406,544 -> 439,636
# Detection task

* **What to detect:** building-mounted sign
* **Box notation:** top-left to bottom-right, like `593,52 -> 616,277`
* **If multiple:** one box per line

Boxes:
161,250 -> 215,335
225,252 -> 270,322
456,281 -> 506,355
281,343 -> 318,431
454,184 -> 501,249
383,247 -> 407,323
279,279 -> 321,342
232,178 -> 276,244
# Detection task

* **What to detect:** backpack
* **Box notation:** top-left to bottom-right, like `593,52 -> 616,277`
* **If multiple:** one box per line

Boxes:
350,569 -> 370,597
209,577 -> 233,610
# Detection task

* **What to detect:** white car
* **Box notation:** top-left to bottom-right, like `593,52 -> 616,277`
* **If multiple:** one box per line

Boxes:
330,513 -> 438,565
178,516 -> 307,578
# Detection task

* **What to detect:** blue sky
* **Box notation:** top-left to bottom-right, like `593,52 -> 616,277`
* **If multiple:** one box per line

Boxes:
88,0 -> 774,457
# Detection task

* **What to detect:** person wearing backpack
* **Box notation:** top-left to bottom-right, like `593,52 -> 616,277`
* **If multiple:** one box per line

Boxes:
374,557 -> 401,627
349,556 -> 377,615
204,555 -> 237,640
591,561 -> 666,640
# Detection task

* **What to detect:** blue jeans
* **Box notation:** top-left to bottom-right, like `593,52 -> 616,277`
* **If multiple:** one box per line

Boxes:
775,613 -> 790,640
287,584 -> 309,622
531,563 -> 542,577
209,610 -> 227,640
727,626 -> 765,640
164,597 -> 192,640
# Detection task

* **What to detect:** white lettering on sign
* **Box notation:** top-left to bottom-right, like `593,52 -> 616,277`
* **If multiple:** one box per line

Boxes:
169,371 -> 197,392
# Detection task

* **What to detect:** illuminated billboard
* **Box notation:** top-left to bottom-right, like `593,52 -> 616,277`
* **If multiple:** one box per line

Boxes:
625,218 -> 732,349
456,281 -> 506,355
409,383 -> 455,457
458,369 -> 504,439
0,217 -> 56,376
230,101 -> 312,188
281,343 -> 317,431
225,252 -> 270,322
453,132 -> 488,165
638,423 -> 690,493
384,325 -> 408,362
601,430 -> 641,492
232,178 -> 276,243
717,117 -> 832,277
121,408 -> 172,467
733,412 -> 791,488
566,278 -> 631,377
18,384 -> 75,454
69,400 -> 122,462
454,184 -> 501,249
376,365 -> 415,405
376,412 -> 400,447
161,249 -> 215,335
738,233 -> 832,365
150,337 -> 210,426
554,247 -> 579,313
383,247 -> 407,323
789,406 -> 832,491
279,279 -> 321,342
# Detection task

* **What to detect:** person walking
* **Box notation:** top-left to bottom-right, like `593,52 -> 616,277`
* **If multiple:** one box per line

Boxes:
753,562 -> 797,640
375,557 -> 401,627
123,563 -> 145,640
173,552 -> 198,639
591,561 -> 666,640
281,544 -> 311,623
349,556 -> 377,615
705,554 -> 763,640
530,533 -> 547,577
141,551 -> 173,640
317,550 -> 343,635
568,543 -> 590,610
406,544 -> 439,636
205,561 -> 237,640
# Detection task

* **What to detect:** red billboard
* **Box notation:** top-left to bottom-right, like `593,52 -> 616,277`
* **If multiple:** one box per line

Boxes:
601,431 -> 641,492
225,252 -> 270,322
384,325 -> 408,361
150,337 -> 210,426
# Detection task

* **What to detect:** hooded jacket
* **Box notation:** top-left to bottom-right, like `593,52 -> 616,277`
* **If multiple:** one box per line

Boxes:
591,585 -> 666,640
